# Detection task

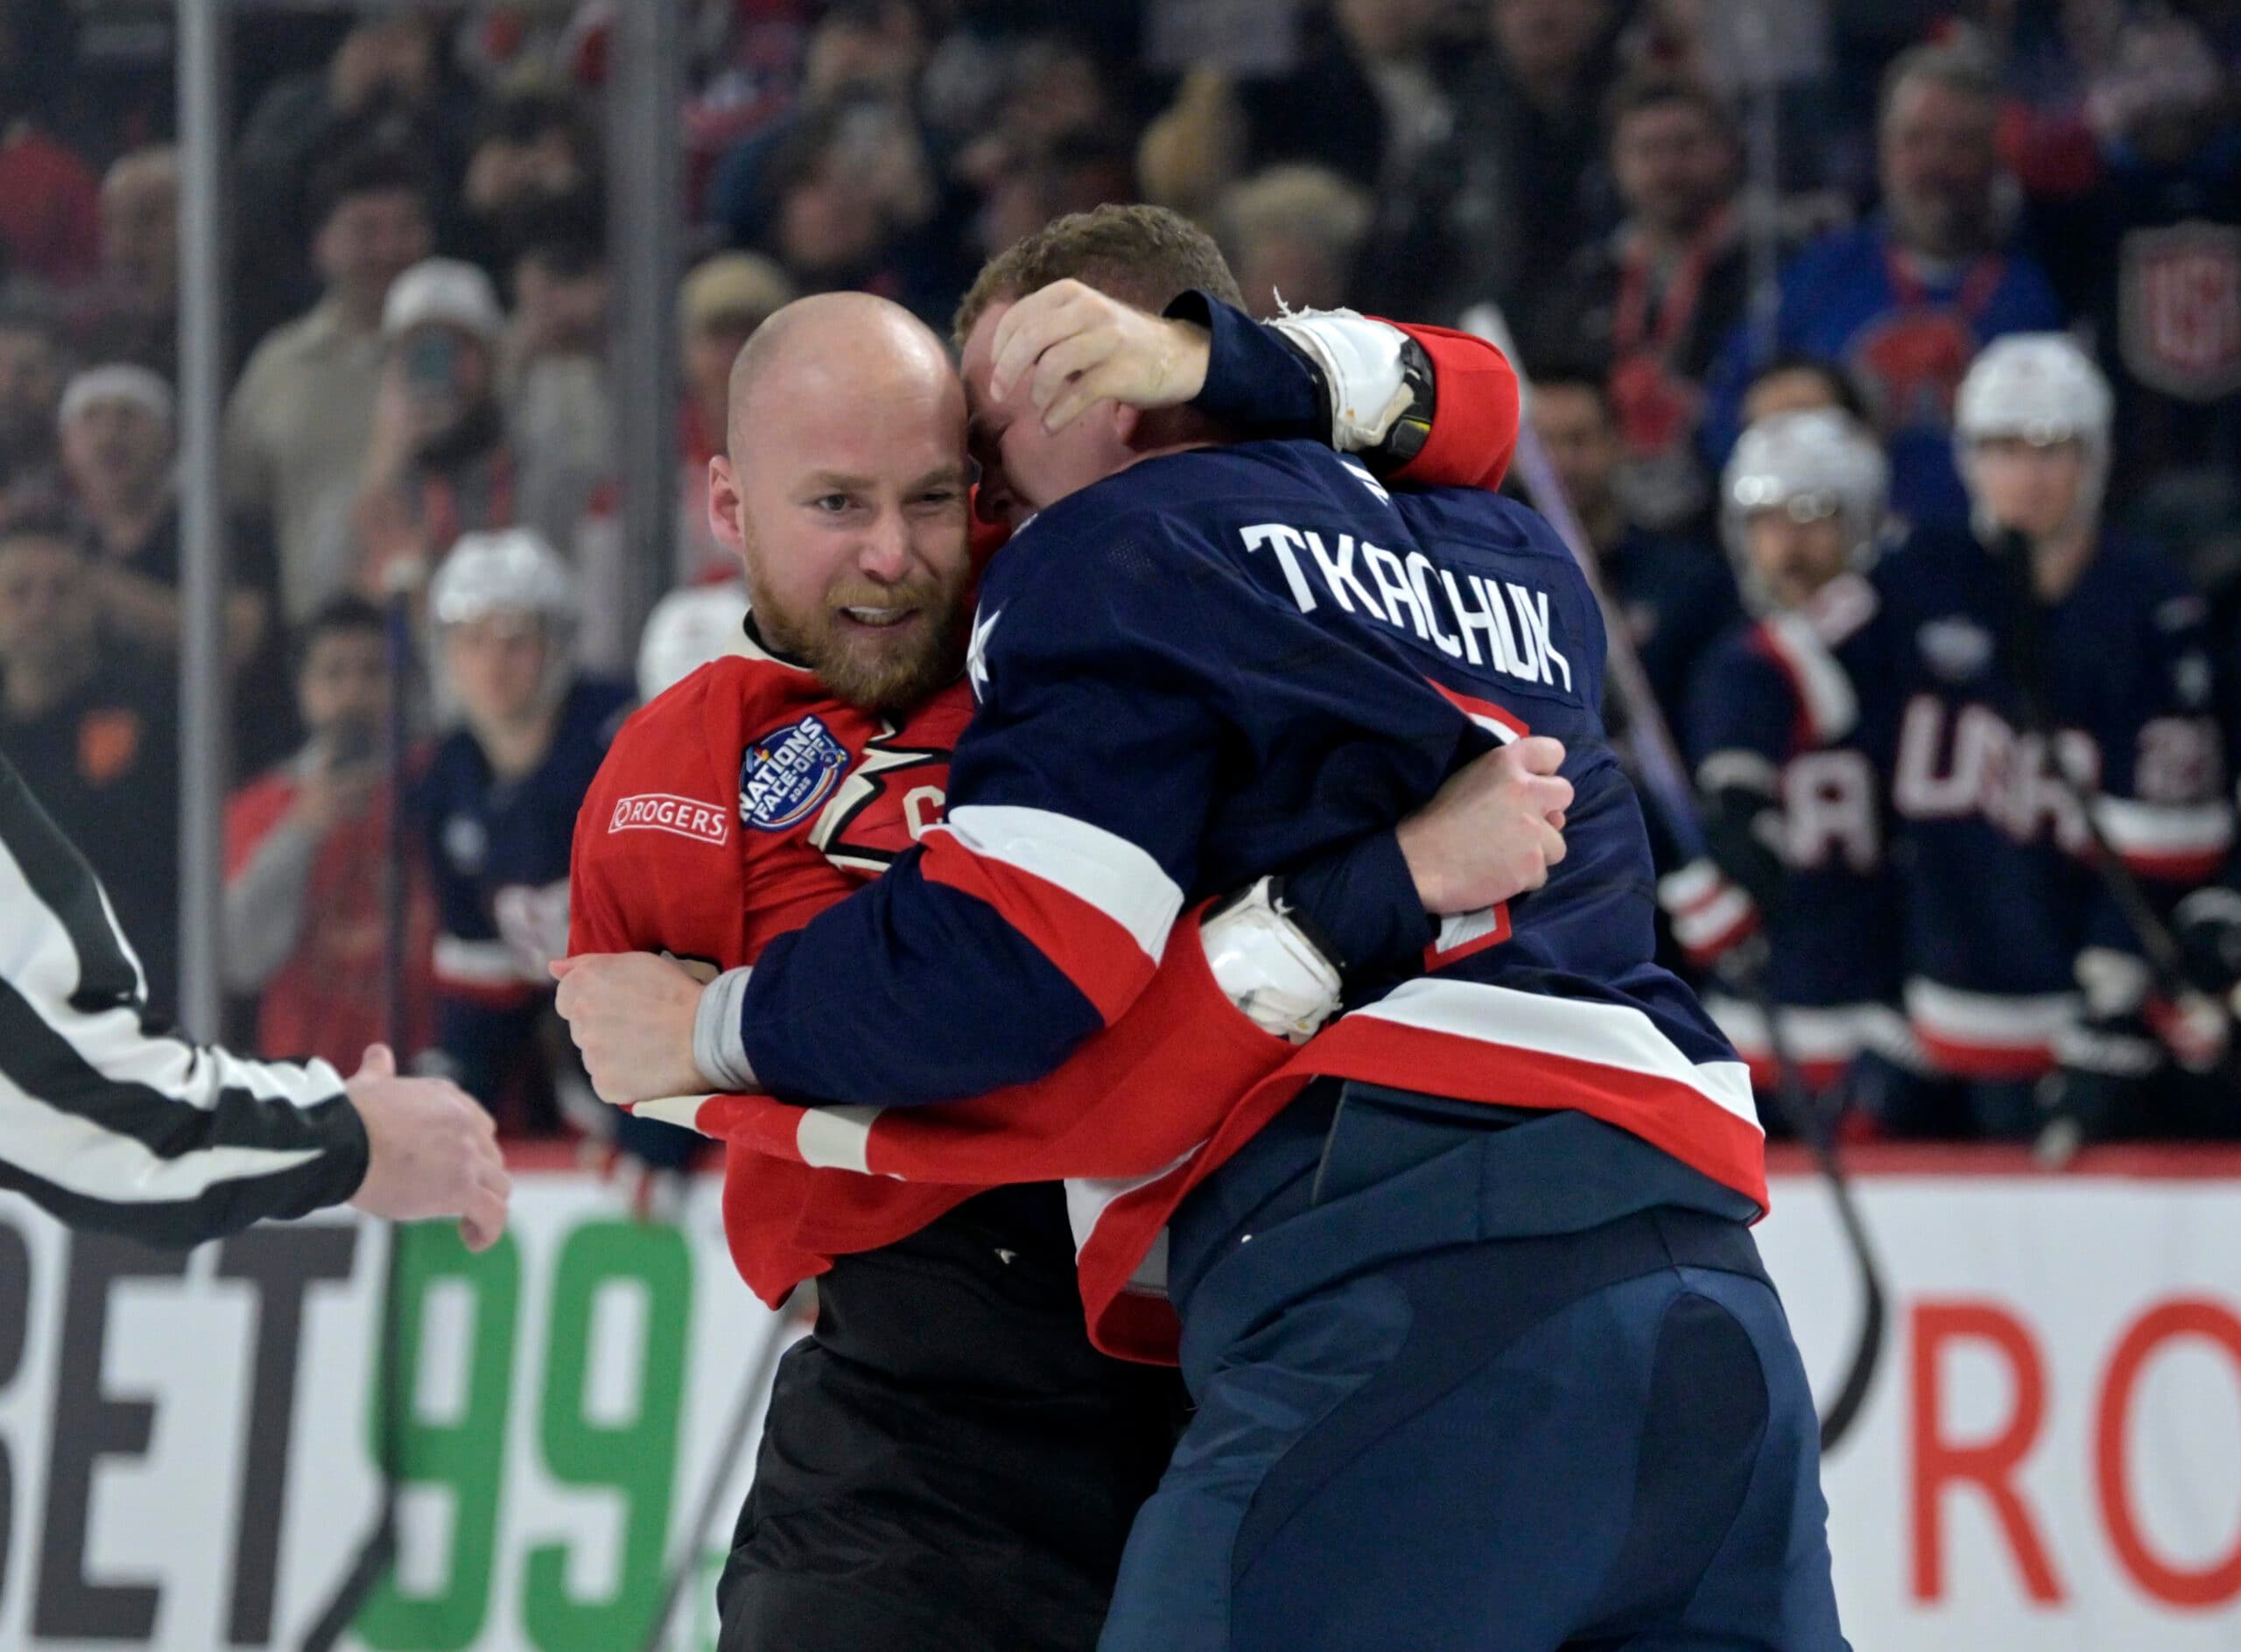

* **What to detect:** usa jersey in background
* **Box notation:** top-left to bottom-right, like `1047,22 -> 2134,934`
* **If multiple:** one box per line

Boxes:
1878,528 -> 2230,1079
1671,571 -> 1913,1090
727,439 -> 1767,1255
415,677 -> 632,1112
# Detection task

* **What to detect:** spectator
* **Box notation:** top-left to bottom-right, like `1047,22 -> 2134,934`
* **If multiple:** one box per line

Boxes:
1219,165 -> 1375,319
1700,40 -> 2067,530
225,142 -> 435,625
744,96 -> 956,323
64,145 -> 180,377
0,297 -> 66,491
706,0 -> 931,248
1529,368 -> 1739,725
1740,353 -> 1868,429
952,35 -> 1135,262
225,596 -> 435,1069
1139,0 -> 1455,211
60,366 -> 277,676
0,500 -> 179,1011
1438,0 -> 1620,322
973,127 -> 1137,273
411,530 -> 639,1147
1521,75 -> 1747,531
353,257 -> 608,608
0,67 -> 98,287
500,193 -> 613,520
678,252 -> 795,585
458,83 -> 598,281
234,11 -> 472,345
2023,16 -> 2241,523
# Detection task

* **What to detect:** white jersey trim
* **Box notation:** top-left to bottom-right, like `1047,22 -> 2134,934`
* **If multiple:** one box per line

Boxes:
0,834 -> 344,1113
432,934 -> 524,987
2092,797 -> 2233,859
1351,978 -> 1761,1130
795,1104 -> 885,1173
933,804 -> 1184,961
1760,611 -> 1858,745
1906,978 -> 2079,1049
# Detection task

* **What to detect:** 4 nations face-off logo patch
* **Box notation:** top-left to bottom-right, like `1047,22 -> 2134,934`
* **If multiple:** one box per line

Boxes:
739,714 -> 852,833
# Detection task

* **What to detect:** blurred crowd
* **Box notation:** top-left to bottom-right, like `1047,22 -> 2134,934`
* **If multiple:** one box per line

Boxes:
1,0 -> 2237,1157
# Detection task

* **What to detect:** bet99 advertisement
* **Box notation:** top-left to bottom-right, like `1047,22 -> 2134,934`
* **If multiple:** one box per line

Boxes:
0,1177 -> 796,1652
5,1163 -> 2241,1650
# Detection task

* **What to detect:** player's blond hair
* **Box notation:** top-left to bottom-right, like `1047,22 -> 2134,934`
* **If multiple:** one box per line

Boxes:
953,202 -> 1246,348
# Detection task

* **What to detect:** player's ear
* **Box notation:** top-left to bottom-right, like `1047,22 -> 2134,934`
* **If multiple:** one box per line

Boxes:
707,455 -> 746,554
1112,402 -> 1144,449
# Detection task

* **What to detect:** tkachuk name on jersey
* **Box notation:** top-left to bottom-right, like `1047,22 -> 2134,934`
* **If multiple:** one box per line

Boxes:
1239,522 -> 1574,692
609,792 -> 731,845
740,714 -> 851,833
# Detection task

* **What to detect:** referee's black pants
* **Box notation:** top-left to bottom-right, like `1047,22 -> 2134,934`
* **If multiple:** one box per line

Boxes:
716,1184 -> 1188,1652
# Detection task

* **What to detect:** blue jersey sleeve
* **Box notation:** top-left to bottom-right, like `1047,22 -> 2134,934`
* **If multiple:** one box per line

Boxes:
732,506 -> 1242,1107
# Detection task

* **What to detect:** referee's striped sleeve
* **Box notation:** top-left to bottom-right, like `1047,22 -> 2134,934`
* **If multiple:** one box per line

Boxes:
0,752 -> 370,1245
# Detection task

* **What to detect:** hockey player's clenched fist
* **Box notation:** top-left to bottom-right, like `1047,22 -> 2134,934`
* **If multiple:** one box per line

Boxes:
551,951 -> 713,1106
1397,735 -> 1572,915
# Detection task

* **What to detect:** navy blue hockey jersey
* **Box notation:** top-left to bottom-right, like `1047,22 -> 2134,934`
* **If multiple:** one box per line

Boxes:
1669,573 -> 1912,1088
416,677 -> 635,1012
726,441 -> 1766,1211
1875,531 -> 2229,1078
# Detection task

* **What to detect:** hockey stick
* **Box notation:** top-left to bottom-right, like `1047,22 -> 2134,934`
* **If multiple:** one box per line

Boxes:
299,578 -> 419,1652
636,1288 -> 818,1652
1507,417 -> 1890,1452
1981,527 -> 2237,1163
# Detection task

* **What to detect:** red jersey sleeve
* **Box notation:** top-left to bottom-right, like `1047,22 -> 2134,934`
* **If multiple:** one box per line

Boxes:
1382,322 -> 1521,494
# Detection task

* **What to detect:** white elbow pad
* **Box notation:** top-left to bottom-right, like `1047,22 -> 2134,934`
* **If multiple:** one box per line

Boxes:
1268,308 -> 1419,454
1199,876 -> 1345,1044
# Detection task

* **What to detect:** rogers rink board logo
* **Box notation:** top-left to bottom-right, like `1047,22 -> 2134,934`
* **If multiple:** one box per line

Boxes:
609,792 -> 731,845
740,714 -> 851,832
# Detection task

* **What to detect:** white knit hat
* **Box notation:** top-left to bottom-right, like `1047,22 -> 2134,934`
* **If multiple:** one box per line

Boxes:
58,363 -> 174,430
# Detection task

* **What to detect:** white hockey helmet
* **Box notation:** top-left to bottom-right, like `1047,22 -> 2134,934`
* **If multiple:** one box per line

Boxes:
1722,409 -> 1889,604
1955,333 -> 2112,451
429,528 -> 579,632
1954,333 -> 2112,532
636,580 -> 751,699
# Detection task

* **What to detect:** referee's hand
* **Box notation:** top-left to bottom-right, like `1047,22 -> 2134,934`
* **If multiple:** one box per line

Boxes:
344,1044 -> 511,1250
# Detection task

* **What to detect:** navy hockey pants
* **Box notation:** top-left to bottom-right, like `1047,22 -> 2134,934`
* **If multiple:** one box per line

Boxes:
1099,1092 -> 1847,1652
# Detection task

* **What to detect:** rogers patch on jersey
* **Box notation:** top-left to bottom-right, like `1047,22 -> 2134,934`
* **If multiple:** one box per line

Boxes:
609,792 -> 731,845
741,714 -> 851,832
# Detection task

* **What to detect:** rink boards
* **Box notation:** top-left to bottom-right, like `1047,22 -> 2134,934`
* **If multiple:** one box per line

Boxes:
3,1147 -> 2241,1651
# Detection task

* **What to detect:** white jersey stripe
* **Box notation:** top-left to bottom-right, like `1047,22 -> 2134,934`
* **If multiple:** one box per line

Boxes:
0,835 -> 344,1111
1759,611 -> 1858,745
433,934 -> 525,988
1905,978 -> 2079,1049
0,1065 -> 326,1205
1351,978 -> 1760,1129
794,1104 -> 884,1173
2092,797 -> 2234,858
932,805 -> 1184,962
1702,995 -> 1918,1065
